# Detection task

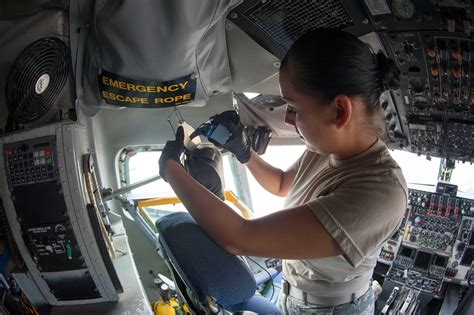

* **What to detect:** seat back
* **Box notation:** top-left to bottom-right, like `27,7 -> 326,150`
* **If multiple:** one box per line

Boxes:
156,212 -> 257,308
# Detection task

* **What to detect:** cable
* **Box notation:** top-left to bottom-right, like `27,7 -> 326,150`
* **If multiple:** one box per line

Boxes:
20,292 -> 39,315
245,256 -> 276,301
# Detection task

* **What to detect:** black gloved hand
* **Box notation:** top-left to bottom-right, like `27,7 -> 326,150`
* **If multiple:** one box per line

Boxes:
159,126 -> 185,181
207,110 -> 251,163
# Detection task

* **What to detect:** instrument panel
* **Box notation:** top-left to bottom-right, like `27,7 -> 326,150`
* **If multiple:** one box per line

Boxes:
365,0 -> 474,161
379,187 -> 474,296
0,123 -> 122,305
381,31 -> 474,161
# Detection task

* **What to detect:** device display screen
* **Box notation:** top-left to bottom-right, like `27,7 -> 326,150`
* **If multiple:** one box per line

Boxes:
208,124 -> 231,145
33,141 -> 50,148
436,183 -> 458,196
400,246 -> 414,258
461,248 -> 474,266
433,255 -> 447,267
414,251 -> 432,270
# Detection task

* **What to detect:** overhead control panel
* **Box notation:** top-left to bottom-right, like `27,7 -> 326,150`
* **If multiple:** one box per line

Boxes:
361,0 -> 474,161
0,122 -> 122,305
381,31 -> 474,161
362,0 -> 444,32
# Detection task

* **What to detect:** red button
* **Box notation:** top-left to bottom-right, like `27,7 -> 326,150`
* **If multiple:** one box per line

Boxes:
45,148 -> 52,156
6,148 -> 13,156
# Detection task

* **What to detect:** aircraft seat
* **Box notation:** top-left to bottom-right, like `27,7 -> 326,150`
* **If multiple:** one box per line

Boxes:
156,212 -> 281,314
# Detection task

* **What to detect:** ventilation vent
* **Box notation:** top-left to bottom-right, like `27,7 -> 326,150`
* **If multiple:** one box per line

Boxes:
5,37 -> 70,124
244,0 -> 353,51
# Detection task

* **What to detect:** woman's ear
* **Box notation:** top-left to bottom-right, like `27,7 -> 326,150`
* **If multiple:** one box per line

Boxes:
333,95 -> 353,129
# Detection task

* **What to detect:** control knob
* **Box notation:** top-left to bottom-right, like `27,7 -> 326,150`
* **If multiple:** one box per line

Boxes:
462,230 -> 470,241
452,50 -> 462,60
457,242 -> 466,252
427,48 -> 437,58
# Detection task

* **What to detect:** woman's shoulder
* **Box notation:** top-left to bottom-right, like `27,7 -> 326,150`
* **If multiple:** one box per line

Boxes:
334,145 -> 408,198
295,149 -> 327,169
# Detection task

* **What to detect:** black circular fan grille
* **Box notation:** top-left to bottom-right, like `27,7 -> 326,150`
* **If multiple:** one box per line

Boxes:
5,37 -> 70,124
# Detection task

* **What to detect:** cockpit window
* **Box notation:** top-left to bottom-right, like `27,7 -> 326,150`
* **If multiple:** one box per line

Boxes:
389,150 -> 474,199
127,151 -> 174,198
123,145 -> 307,218
389,150 -> 442,187
127,150 -> 238,197
125,150 -> 188,218
123,148 -> 238,220
246,145 -> 306,217
124,146 -> 473,216
450,162 -> 474,198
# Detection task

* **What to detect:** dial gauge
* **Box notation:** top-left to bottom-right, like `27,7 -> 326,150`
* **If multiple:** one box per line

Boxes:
391,0 -> 417,20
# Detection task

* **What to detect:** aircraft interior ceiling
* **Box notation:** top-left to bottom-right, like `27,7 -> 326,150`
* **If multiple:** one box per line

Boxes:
0,0 -> 473,314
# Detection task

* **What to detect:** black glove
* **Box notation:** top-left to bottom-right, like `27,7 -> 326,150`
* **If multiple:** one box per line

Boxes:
206,110 -> 251,163
159,126 -> 185,181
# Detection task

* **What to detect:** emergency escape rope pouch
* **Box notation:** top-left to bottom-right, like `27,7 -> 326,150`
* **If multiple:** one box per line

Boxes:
81,0 -> 239,110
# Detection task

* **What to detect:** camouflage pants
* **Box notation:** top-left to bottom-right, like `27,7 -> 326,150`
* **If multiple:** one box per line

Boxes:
278,284 -> 374,315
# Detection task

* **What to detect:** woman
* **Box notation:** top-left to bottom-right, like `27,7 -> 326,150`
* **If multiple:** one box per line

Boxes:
159,29 -> 407,314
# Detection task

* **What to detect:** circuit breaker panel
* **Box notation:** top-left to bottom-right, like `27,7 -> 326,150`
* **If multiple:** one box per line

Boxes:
0,122 -> 121,305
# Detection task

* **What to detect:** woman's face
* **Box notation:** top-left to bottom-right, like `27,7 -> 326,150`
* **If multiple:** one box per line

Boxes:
279,64 -> 337,154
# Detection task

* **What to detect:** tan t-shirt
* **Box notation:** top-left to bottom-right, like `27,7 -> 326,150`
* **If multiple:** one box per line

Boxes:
283,139 -> 407,297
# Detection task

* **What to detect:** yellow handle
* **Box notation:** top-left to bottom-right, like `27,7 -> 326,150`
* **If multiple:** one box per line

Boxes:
137,190 -> 254,219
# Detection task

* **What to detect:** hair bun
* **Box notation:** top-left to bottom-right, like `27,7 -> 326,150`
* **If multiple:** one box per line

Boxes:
375,52 -> 400,91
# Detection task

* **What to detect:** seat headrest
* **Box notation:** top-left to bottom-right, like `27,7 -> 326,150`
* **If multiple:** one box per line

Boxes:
156,212 -> 256,306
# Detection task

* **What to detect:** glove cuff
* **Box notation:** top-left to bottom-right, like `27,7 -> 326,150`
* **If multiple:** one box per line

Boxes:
234,145 -> 251,163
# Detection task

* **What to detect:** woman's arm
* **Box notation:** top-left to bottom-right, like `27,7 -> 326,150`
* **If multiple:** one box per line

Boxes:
164,160 -> 341,259
245,151 -> 297,197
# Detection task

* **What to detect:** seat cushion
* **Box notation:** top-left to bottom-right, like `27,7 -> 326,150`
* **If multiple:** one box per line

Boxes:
156,212 -> 256,306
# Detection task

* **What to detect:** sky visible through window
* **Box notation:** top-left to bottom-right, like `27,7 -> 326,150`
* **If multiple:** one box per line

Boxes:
245,145 -> 306,217
128,151 -> 173,198
388,150 -> 441,187
449,160 -> 474,198
389,150 -> 474,198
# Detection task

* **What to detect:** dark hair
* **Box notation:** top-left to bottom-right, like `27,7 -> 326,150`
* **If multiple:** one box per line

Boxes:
280,29 -> 400,115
